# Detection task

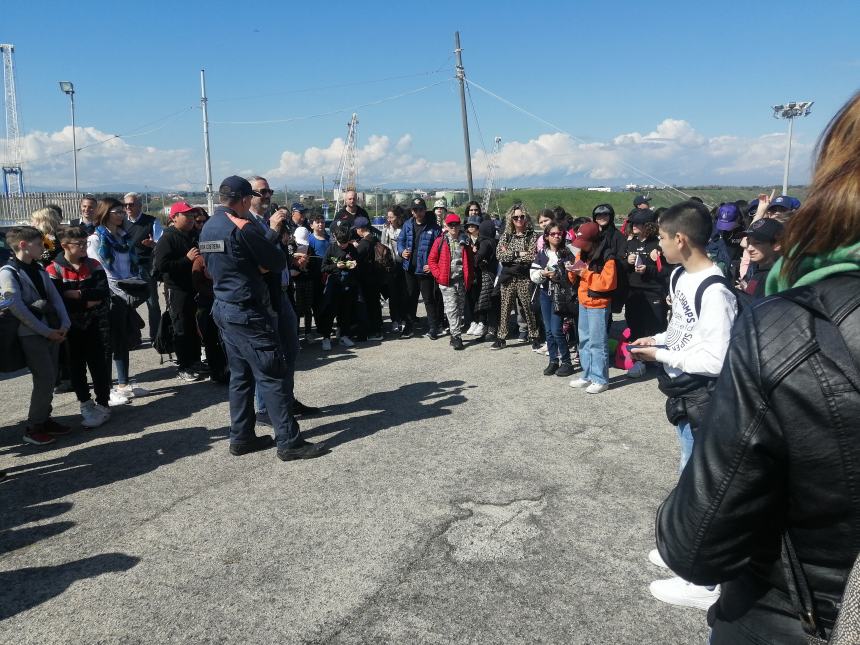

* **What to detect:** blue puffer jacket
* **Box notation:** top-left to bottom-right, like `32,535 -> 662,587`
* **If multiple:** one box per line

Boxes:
397,217 -> 442,275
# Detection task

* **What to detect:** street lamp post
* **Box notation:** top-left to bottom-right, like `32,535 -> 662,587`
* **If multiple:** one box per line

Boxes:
59,81 -> 78,194
772,101 -> 813,195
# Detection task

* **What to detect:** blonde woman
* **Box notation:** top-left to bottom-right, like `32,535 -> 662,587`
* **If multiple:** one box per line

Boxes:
31,206 -> 64,267
492,204 -> 540,350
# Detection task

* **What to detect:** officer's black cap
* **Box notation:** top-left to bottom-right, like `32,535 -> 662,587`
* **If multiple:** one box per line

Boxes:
219,175 -> 261,199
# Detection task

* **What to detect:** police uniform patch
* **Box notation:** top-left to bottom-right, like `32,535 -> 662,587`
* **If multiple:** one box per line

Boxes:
199,240 -> 225,253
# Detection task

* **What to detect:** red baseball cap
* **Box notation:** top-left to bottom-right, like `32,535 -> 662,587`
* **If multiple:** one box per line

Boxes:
169,201 -> 197,219
444,214 -> 462,226
572,221 -> 600,248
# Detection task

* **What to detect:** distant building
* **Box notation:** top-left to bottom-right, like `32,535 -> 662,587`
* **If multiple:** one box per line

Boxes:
587,186 -> 611,193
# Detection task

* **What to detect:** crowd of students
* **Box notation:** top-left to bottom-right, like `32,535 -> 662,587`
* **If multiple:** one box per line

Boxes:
3,90 -> 860,643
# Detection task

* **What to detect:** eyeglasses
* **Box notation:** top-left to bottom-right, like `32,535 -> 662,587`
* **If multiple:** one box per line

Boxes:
548,232 -> 563,237
257,189 -> 274,196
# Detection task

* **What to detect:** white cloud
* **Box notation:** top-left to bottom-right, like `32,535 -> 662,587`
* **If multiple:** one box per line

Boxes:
3,118 -> 813,191
2,125 -> 200,190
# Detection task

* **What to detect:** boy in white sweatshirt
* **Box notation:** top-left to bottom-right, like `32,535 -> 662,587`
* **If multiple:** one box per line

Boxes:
630,201 -> 737,611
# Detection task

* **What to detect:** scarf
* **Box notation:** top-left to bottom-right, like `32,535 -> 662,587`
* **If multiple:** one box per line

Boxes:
95,225 -> 139,275
765,240 -> 860,295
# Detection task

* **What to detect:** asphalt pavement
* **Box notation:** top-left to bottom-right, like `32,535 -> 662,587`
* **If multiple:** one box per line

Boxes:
0,313 -> 708,644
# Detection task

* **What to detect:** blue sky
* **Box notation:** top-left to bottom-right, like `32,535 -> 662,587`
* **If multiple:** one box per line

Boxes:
4,0 -> 859,191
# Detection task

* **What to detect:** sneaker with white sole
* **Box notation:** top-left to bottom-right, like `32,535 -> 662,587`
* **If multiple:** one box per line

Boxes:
533,342 -> 548,354
649,576 -> 720,610
472,322 -> 485,337
109,389 -> 129,407
465,322 -> 478,336
569,378 -> 591,389
80,400 -> 107,429
321,338 -> 332,351
94,403 -> 111,423
648,548 -> 669,569
626,361 -> 647,378
339,336 -> 354,348
586,382 -> 609,394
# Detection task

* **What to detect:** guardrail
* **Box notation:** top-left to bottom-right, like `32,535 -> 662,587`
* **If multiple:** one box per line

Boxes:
0,192 -> 82,226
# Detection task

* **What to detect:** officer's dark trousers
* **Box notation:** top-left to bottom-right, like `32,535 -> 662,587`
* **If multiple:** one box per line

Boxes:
255,292 -> 299,415
404,271 -> 442,332
167,288 -> 201,370
212,300 -> 299,449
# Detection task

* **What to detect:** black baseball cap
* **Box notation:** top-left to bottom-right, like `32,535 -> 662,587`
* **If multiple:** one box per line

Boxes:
633,195 -> 651,207
744,218 -> 784,243
219,175 -> 261,199
411,197 -> 427,210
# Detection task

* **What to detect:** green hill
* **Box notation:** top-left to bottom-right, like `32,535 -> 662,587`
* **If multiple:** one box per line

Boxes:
470,186 -> 808,219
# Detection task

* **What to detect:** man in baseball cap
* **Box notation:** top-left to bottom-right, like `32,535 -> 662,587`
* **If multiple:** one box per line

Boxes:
411,197 -> 427,211
634,195 -> 651,209
766,195 -> 801,214
219,175 -> 261,199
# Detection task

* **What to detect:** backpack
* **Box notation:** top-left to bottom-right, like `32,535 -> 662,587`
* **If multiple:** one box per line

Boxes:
669,267 -> 747,319
0,266 -> 27,373
373,240 -> 395,274
777,280 -> 860,644
152,309 -> 175,361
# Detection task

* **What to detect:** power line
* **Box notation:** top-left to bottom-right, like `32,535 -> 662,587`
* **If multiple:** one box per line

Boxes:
211,79 -> 453,126
465,78 -> 705,206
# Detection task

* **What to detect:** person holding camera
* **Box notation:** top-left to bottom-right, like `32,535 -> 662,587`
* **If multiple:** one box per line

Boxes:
0,225 -> 71,446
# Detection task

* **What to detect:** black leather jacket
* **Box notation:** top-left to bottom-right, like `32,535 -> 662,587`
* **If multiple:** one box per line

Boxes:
656,272 -> 860,642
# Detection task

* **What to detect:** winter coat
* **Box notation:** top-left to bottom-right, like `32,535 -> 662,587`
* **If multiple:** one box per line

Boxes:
475,220 -> 498,274
396,217 -> 442,275
656,272 -> 860,643
428,235 -> 473,288
625,235 -> 671,294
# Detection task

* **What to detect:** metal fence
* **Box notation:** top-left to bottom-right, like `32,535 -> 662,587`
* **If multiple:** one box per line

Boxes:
0,192 -> 82,226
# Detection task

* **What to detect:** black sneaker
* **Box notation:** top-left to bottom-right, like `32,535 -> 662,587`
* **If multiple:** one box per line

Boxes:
531,340 -> 542,351
178,369 -> 202,382
451,336 -> 465,350
229,434 -> 274,456
425,330 -> 439,341
555,362 -> 575,378
543,362 -> 559,376
291,400 -> 320,416
277,440 -> 330,461
518,331 -> 528,342
490,339 -> 506,350
400,324 -> 414,339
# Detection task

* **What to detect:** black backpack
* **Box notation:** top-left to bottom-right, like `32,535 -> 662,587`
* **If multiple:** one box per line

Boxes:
153,310 -> 175,361
669,267 -> 747,319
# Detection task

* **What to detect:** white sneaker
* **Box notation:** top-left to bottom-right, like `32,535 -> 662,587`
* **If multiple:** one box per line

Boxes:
533,342 -> 548,354
94,403 -> 111,423
586,382 -> 609,394
321,338 -> 332,351
339,336 -> 354,348
465,322 -> 478,336
648,548 -> 670,569
626,361 -> 647,378
115,384 -> 146,399
109,389 -> 129,407
472,322 -> 485,337
80,400 -> 106,429
649,576 -> 720,610
569,378 -> 591,389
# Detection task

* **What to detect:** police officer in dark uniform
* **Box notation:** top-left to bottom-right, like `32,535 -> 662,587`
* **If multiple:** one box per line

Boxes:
199,176 -> 328,461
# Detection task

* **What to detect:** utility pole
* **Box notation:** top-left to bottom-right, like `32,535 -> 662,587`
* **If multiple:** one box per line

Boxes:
200,69 -> 214,213
454,31 -> 474,200
321,175 -> 325,200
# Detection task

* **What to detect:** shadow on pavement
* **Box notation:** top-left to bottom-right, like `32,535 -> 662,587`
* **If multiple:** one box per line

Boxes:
0,553 -> 140,620
304,379 -> 469,448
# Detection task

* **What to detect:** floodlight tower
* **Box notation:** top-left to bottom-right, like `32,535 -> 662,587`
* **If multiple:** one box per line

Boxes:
481,136 -> 502,214
772,101 -> 813,195
1,43 -> 24,197
333,113 -> 359,213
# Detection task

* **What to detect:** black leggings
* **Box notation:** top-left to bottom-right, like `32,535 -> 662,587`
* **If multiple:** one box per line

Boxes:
68,322 -> 111,407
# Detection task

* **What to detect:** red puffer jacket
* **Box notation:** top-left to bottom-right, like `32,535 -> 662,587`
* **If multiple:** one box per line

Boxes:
428,235 -> 473,289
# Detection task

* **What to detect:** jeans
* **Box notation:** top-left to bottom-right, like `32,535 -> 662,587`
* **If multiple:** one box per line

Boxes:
676,421 -> 694,473
138,262 -> 162,340
577,305 -> 609,385
539,289 -> 571,364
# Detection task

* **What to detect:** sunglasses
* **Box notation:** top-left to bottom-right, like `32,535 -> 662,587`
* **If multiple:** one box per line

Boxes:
547,232 -> 563,237
109,209 -> 124,216
511,215 -> 526,221
257,189 -> 274,196
123,202 -> 138,208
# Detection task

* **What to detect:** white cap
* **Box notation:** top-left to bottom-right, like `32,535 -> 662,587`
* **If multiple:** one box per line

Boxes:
433,198 -> 447,209
293,226 -> 310,246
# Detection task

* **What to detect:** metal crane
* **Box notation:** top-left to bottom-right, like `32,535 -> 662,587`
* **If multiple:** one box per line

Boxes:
1,43 -> 24,197
333,113 -> 358,213
481,136 -> 501,214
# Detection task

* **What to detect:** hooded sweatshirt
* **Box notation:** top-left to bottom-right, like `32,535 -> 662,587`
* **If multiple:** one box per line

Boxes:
476,220 -> 499,273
